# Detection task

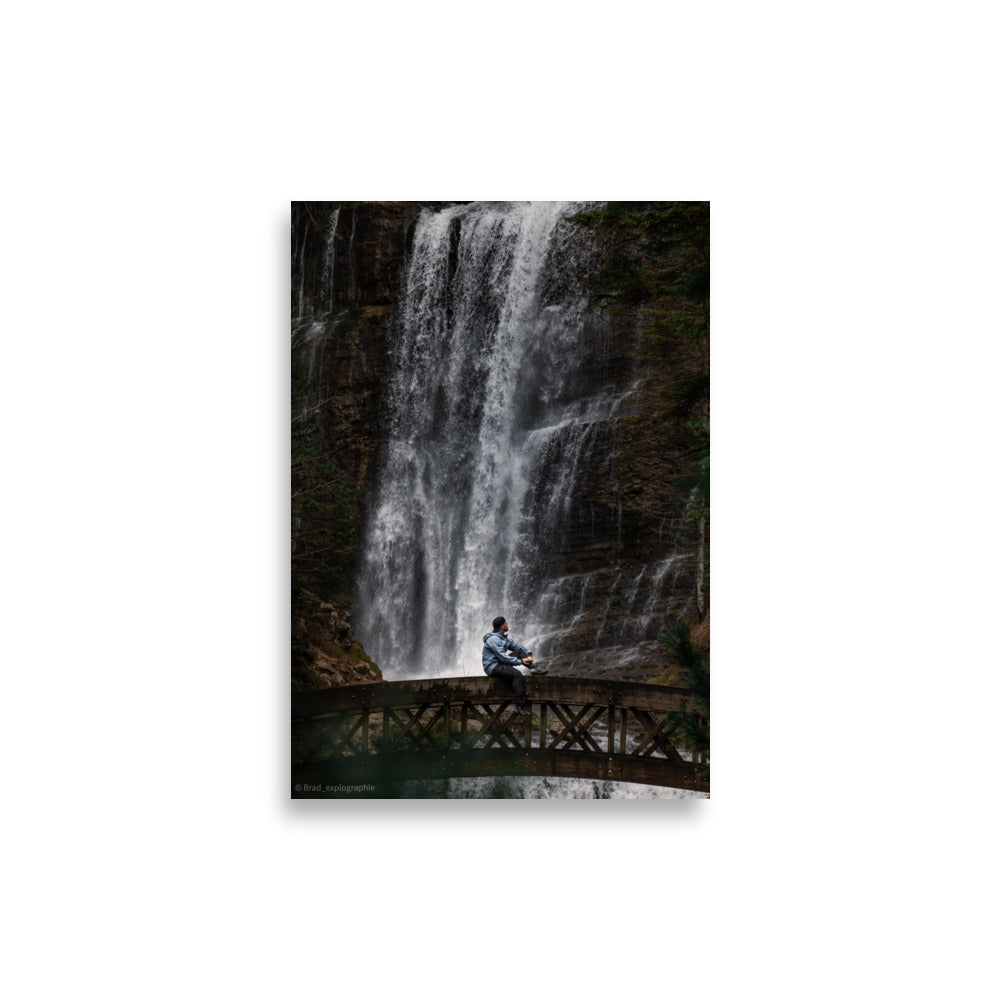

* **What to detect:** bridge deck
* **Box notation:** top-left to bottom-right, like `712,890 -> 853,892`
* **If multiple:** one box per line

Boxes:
292,675 -> 709,797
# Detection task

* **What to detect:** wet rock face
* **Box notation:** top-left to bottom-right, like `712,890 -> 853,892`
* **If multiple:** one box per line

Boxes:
293,306 -> 388,492
291,204 -> 415,691
292,202 -> 455,314
292,202 -> 458,493
520,300 -> 706,681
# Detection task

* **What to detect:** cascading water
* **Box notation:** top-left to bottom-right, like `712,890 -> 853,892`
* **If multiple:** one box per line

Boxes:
360,202 -> 650,682
357,201 -> 696,687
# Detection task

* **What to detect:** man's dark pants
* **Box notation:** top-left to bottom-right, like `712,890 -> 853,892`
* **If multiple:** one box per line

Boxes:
489,663 -> 527,708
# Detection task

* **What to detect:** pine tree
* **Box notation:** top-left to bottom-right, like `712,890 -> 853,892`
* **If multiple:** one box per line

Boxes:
662,622 -> 710,778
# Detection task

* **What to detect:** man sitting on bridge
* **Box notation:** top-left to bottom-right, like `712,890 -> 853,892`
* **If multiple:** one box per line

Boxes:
482,616 -> 546,716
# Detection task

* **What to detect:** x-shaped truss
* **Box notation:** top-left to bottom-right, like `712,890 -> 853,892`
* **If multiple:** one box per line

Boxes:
541,703 -> 606,753
619,707 -> 684,760
460,702 -> 529,750
382,704 -> 447,751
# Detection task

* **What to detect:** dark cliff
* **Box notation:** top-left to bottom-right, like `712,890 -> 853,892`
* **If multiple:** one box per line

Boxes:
291,202 -> 464,690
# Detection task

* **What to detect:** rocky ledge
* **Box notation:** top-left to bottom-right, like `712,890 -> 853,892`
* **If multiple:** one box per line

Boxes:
292,590 -> 382,692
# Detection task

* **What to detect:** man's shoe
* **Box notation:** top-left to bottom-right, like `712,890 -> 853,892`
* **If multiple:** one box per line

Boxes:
513,705 -> 531,716
529,665 -> 548,675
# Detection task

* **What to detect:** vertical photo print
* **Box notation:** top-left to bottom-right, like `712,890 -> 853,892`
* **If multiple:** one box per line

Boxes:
291,202 -> 709,799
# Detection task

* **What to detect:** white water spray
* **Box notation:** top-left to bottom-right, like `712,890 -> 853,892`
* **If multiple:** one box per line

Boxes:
358,202 -> 616,677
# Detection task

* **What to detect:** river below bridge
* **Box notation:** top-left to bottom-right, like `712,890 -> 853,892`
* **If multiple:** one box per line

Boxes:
397,776 -> 709,799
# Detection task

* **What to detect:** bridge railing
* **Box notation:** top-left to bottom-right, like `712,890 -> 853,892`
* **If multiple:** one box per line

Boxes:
291,675 -> 708,796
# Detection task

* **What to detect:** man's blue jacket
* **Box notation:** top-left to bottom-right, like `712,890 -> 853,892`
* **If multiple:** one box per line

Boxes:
482,631 -> 533,675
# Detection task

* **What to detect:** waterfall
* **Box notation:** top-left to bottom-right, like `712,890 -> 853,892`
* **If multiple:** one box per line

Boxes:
323,207 -> 341,311
356,201 -> 697,681
358,201 -> 619,677
295,226 -> 309,322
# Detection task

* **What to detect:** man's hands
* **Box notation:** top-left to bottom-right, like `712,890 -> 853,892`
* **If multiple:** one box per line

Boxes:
522,656 -> 533,666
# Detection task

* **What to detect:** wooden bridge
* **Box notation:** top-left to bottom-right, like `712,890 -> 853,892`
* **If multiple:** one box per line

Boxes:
291,675 -> 709,797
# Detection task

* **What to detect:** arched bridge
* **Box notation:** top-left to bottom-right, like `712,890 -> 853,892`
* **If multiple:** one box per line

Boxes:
292,675 -> 709,797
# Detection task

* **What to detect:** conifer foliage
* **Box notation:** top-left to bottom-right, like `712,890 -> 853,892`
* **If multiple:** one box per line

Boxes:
661,622 -> 710,777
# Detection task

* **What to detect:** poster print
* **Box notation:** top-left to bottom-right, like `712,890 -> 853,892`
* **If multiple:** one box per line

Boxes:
291,202 -> 709,799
